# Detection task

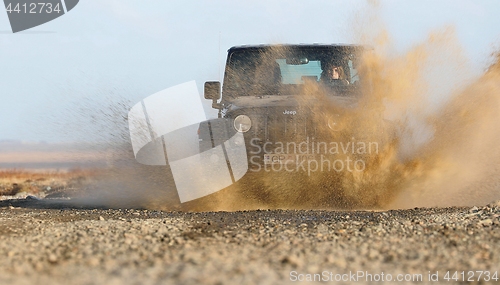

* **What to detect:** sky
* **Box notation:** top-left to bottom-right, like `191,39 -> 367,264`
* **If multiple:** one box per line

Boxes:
0,0 -> 499,143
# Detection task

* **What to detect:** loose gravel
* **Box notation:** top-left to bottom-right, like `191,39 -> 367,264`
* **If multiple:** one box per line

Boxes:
0,199 -> 499,285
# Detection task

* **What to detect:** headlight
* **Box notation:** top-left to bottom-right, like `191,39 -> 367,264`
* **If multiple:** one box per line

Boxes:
327,114 -> 342,131
234,115 -> 252,133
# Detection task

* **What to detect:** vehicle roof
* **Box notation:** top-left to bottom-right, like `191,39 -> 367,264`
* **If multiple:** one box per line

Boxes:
228,43 -> 366,52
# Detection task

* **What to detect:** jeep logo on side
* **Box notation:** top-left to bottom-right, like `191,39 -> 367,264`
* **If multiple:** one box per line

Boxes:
283,110 -> 297,115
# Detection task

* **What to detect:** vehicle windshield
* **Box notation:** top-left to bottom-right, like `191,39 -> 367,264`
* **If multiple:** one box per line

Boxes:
223,46 -> 362,98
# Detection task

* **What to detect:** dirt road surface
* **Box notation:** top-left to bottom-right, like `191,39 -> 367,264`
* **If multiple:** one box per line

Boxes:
0,198 -> 499,285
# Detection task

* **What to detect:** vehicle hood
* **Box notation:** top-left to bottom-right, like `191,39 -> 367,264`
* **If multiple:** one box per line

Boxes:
224,95 -> 358,112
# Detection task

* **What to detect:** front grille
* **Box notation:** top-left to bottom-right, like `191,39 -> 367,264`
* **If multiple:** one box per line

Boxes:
248,113 -> 317,144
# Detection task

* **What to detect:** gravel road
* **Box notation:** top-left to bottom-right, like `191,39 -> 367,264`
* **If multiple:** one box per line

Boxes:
0,198 -> 499,285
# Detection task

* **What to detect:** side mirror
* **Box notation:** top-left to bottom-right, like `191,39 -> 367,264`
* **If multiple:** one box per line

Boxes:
204,81 -> 221,100
204,81 -> 221,110
204,81 -> 220,109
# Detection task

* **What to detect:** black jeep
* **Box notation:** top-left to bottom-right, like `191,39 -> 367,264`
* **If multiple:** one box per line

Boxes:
199,44 -> 381,173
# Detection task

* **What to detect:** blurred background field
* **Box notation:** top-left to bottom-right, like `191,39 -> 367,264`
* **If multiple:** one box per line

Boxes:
0,140 -> 106,200
0,168 -> 99,199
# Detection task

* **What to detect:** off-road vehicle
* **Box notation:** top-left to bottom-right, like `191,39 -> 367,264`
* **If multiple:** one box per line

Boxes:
199,44 -> 382,172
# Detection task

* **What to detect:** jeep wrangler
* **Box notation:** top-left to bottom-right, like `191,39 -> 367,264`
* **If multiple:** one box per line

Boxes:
199,44 -> 374,171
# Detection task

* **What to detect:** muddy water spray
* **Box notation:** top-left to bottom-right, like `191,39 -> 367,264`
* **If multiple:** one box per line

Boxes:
192,29 -> 500,211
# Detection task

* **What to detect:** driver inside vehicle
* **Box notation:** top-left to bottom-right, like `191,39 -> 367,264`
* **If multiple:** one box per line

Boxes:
320,64 -> 349,85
